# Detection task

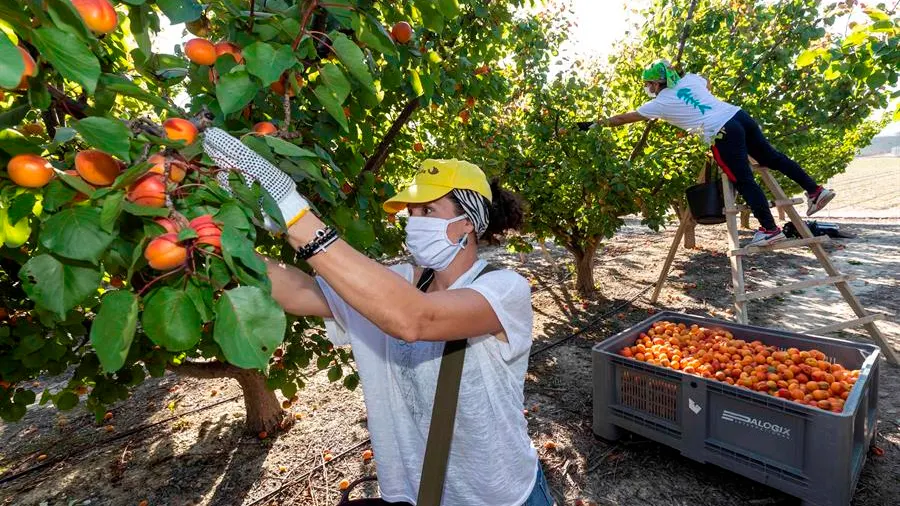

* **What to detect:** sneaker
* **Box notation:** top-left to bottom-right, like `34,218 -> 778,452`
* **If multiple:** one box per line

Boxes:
806,187 -> 835,216
746,227 -> 786,247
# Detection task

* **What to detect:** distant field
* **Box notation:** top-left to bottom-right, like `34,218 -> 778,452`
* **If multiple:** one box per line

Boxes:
811,155 -> 900,219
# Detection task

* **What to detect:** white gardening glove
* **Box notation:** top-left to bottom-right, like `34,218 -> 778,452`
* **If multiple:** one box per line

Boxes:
202,127 -> 310,229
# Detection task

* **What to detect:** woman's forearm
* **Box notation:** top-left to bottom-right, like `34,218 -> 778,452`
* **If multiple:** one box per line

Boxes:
285,213 -> 429,342
262,256 -> 333,318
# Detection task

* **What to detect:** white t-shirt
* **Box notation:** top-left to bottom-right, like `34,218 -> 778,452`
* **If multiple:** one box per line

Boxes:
315,259 -> 538,506
637,73 -> 740,144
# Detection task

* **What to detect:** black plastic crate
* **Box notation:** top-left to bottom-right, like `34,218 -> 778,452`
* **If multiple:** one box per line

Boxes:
592,311 -> 880,506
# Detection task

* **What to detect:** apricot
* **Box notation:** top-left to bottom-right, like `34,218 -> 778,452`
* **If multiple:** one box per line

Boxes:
127,174 -> 166,208
144,233 -> 186,270
74,150 -> 122,186
10,47 -> 37,90
184,38 -> 217,66
148,153 -> 185,183
72,0 -> 118,34
214,41 -> 243,63
162,118 -> 198,145
391,21 -> 413,44
252,122 -> 278,135
7,154 -> 54,188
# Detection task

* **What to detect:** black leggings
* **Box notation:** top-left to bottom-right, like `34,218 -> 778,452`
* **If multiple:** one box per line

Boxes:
712,110 -> 819,230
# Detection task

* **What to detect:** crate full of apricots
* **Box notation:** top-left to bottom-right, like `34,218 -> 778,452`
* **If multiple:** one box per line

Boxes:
592,311 -> 879,506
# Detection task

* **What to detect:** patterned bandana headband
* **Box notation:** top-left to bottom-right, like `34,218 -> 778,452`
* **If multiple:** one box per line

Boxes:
641,60 -> 681,89
451,188 -> 490,237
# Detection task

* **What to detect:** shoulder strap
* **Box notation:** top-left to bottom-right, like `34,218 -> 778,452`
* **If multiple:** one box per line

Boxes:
416,263 -> 496,506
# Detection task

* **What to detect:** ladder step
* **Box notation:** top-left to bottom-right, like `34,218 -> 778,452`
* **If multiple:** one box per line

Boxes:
724,198 -> 804,214
737,275 -> 856,302
811,313 -> 887,335
729,235 -> 830,256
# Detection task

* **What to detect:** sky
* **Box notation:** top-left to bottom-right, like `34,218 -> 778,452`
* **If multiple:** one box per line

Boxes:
152,0 -> 898,136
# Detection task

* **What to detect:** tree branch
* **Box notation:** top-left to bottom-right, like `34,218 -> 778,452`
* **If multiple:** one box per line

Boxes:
362,97 -> 420,174
169,360 -> 244,379
249,0 -> 256,33
47,85 -> 87,119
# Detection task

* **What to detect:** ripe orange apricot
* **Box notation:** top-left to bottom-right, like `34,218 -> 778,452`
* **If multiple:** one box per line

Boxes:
163,118 -> 198,145
338,479 -> 350,491
155,217 -> 180,234
362,449 -> 373,461
147,153 -> 186,183
214,41 -> 243,63
72,0 -> 119,34
7,154 -> 54,188
75,150 -> 122,186
270,73 -> 305,96
391,21 -> 413,44
184,38 -> 217,66
144,233 -> 186,270
413,142 -> 424,152
127,174 -> 167,207
252,121 -> 278,135
9,47 -> 37,90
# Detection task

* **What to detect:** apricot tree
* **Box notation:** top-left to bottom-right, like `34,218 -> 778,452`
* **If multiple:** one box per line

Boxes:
0,0 -> 532,433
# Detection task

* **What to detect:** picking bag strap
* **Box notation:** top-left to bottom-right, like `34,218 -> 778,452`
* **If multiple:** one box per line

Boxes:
416,263 -> 498,506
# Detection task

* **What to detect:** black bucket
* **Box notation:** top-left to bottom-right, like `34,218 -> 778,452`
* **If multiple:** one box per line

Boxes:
685,181 -> 725,224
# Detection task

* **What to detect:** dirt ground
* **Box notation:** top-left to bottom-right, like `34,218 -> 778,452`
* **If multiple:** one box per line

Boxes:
1,162 -> 898,506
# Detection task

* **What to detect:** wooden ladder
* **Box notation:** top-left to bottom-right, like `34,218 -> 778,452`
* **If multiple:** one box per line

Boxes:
652,164 -> 899,365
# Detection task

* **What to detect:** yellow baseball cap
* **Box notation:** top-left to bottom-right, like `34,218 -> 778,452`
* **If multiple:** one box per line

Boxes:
383,159 -> 492,214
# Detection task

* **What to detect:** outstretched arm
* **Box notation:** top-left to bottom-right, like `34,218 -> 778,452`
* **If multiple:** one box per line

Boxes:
601,111 -> 648,127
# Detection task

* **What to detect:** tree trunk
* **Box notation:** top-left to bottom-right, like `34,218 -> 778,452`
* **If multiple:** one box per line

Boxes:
570,241 -> 599,297
233,368 -> 285,434
172,361 -> 286,435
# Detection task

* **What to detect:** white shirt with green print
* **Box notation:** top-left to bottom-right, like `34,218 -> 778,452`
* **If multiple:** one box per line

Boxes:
637,73 -> 740,144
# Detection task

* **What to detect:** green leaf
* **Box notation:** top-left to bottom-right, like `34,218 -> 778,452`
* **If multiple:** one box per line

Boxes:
345,219 -> 375,249
185,277 -> 214,322
244,42 -> 297,85
39,207 -> 115,263
321,63 -> 351,102
343,372 -> 359,390
313,80 -> 350,132
58,171 -> 95,198
0,104 -> 30,130
214,203 -> 252,233
122,202 -> 171,217
177,228 -> 198,241
19,254 -> 101,319
99,74 -> 177,113
142,287 -> 202,352
842,30 -> 869,48
55,391 -> 79,411
42,180 -> 76,212
417,2 -> 445,33
328,365 -> 342,382
7,192 -> 36,225
90,291 -> 139,373
100,192 -> 126,233
796,48 -> 819,68
213,286 -> 286,370
352,13 -> 398,58
46,0 -> 92,42
31,27 -> 101,94
156,0 -> 202,24
323,0 -> 354,26
264,136 -> 316,158
260,187 -> 286,232
220,226 -> 269,288
0,33 -> 25,89
74,117 -> 133,162
410,69 -> 424,97
438,0 -> 461,17
216,70 -> 258,115
53,127 -> 77,144
331,32 -> 376,95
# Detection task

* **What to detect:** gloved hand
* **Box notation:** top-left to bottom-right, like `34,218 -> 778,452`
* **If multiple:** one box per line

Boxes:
576,121 -> 596,132
202,127 -> 310,229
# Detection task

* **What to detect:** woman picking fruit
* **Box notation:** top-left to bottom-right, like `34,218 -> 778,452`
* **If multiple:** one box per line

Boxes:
202,129 -> 554,506
580,60 -> 835,247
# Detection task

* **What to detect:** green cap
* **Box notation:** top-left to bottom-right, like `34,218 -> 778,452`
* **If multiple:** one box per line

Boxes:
641,60 -> 681,88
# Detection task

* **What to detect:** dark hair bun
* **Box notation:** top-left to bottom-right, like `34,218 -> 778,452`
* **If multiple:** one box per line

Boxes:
485,179 -> 524,236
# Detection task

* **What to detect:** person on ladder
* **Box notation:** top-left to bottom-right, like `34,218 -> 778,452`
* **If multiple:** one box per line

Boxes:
580,59 -> 836,247
202,127 -> 555,506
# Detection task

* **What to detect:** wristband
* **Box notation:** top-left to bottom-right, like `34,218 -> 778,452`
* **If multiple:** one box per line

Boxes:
297,227 -> 339,260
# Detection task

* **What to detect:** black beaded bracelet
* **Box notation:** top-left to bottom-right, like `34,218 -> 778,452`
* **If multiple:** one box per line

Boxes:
297,227 -> 339,260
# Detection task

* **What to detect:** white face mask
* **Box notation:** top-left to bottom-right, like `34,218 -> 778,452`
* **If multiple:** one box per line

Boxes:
404,215 -> 468,271
644,85 -> 657,98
